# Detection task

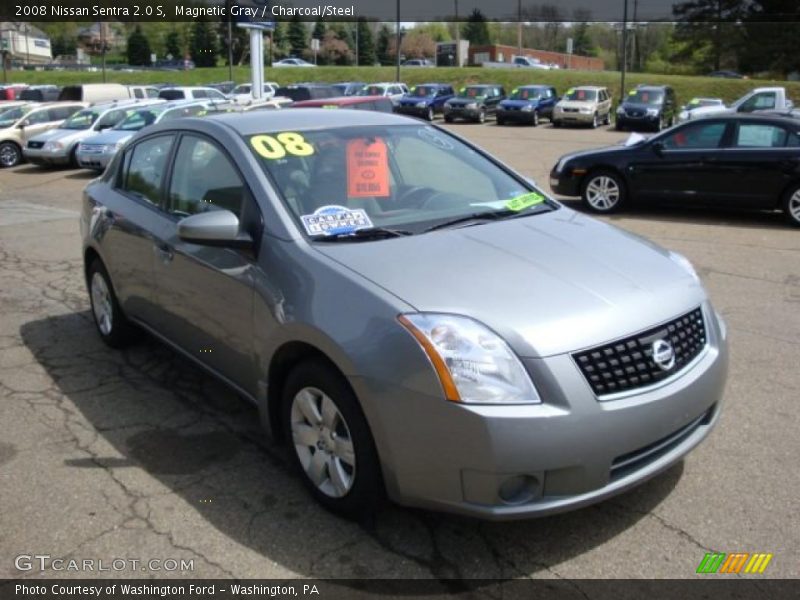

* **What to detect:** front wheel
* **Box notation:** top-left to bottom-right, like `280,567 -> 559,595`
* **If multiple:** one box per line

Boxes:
581,170 -> 627,214
477,108 -> 486,124
87,259 -> 138,348
782,184 -> 800,227
603,112 -> 611,125
426,107 -> 434,121
283,359 -> 383,518
444,115 -> 454,123
532,110 -> 540,126
591,113 -> 598,128
496,116 -> 505,126
0,142 -> 22,168
552,119 -> 562,128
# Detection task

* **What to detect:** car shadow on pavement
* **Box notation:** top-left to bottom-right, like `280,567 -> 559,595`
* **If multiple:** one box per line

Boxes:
559,198 -> 788,230
21,311 -> 683,580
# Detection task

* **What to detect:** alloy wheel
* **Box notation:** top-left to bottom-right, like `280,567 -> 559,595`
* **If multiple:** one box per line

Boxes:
585,175 -> 621,211
90,272 -> 114,336
789,189 -> 800,225
532,111 -> 539,126
427,107 -> 434,121
290,387 -> 356,498
0,143 -> 20,168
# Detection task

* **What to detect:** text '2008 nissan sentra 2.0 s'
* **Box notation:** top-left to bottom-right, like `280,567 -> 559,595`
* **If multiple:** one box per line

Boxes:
80,109 -> 728,520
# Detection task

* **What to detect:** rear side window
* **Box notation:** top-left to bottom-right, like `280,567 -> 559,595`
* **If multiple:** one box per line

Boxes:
735,123 -> 788,148
122,135 -> 174,206
26,109 -> 51,125
133,89 -> 144,99
146,88 -> 159,98
159,90 -> 185,101
192,90 -> 208,99
662,122 -> 727,149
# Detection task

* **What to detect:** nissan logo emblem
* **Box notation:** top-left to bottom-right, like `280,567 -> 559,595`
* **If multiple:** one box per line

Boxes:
651,339 -> 676,371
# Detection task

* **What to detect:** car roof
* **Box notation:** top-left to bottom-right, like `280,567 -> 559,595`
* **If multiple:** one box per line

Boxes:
205,107 -> 414,134
689,113 -> 800,126
574,86 -> 605,91
292,96 -> 387,107
634,85 -> 668,91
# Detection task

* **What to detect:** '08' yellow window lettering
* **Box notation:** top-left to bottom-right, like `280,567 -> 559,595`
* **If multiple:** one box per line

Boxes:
250,132 -> 314,159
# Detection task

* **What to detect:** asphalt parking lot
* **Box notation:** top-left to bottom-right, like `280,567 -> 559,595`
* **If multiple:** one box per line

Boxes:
1,119 -> 798,581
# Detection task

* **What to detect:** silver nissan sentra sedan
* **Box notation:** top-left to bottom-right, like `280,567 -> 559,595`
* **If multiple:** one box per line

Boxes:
80,109 -> 728,520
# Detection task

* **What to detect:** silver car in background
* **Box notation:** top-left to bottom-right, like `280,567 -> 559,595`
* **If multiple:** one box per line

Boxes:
76,101 -> 214,171
80,110 -> 727,520
24,99 -> 164,167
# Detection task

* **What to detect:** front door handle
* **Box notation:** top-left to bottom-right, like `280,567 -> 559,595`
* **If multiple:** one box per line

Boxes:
154,242 -> 174,263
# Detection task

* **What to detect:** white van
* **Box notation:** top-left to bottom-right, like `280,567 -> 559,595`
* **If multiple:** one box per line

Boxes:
57,84 -> 134,104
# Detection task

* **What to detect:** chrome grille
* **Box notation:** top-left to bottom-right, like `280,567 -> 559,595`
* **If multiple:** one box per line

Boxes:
573,308 -> 707,397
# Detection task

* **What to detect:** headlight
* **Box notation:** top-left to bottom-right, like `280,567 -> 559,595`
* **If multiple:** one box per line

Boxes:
44,141 -> 63,151
465,102 -> 478,109
669,251 -> 700,282
616,106 -> 625,115
521,104 -> 533,112
416,101 -> 427,108
398,313 -> 541,404
646,108 -> 659,117
678,110 -> 689,121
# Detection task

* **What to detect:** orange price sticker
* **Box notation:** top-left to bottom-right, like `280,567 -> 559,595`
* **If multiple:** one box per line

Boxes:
347,138 -> 390,198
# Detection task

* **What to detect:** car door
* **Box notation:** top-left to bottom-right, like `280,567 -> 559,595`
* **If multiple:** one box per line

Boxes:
148,133 -> 260,392
707,121 -> 799,208
628,120 -> 732,201
19,107 -> 60,142
97,133 -> 176,323
540,88 -> 557,118
599,90 -> 611,118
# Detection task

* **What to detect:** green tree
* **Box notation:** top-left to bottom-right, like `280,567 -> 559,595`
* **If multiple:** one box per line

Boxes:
126,25 -> 152,66
376,24 -> 392,65
356,18 -> 376,66
740,0 -> 800,76
671,0 -> 745,72
462,9 -> 491,46
190,19 -> 218,67
165,29 -> 182,59
312,18 -> 326,41
271,22 -> 290,60
287,16 -> 308,57
217,19 -> 249,65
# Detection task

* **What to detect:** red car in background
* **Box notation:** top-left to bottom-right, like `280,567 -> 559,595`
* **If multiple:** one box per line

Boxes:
291,95 -> 394,113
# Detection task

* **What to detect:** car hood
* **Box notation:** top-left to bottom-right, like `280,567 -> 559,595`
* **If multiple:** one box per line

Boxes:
399,96 -> 433,106
684,104 -> 729,118
557,143 -> 633,165
500,99 -> 540,108
313,209 -> 705,358
557,100 -> 595,110
81,130 -> 135,145
29,128 -> 88,143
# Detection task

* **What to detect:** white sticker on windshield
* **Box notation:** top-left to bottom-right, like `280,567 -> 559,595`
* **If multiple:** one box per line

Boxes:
300,205 -> 374,237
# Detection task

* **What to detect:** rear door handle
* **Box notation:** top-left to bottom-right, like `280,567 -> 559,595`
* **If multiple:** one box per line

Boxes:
154,242 -> 174,263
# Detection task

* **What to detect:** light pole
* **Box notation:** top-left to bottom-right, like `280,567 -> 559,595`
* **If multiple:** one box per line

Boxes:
620,0 -> 628,100
227,0 -> 234,81
395,0 -> 400,82
454,0 -> 459,67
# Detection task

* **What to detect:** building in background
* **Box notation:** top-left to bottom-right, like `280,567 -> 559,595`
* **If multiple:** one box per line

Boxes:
468,44 -> 605,70
0,22 -> 52,65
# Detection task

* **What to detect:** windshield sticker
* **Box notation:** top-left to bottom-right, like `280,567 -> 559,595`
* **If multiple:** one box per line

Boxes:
629,90 -> 636,95
505,192 -> 545,212
300,205 -> 374,237
511,88 -> 519,94
566,88 -> 575,95
322,104 -> 339,109
347,137 -> 390,197
689,98 -> 700,105
250,132 -> 314,160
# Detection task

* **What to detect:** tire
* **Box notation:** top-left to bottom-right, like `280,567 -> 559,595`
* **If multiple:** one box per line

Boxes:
283,359 -> 383,519
552,120 -> 562,128
604,112 -> 611,126
654,117 -> 663,132
782,183 -> 800,227
69,146 -> 79,168
496,116 -> 505,126
532,110 -> 539,126
615,121 -> 623,131
591,113 -> 598,128
426,107 -> 434,122
477,108 -> 486,124
444,115 -> 454,123
0,141 -> 22,168
87,258 -> 138,348
581,170 -> 627,214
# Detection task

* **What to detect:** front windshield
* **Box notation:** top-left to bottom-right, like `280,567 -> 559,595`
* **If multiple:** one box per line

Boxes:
626,90 -> 663,105
358,86 -> 386,96
460,86 -> 489,98
411,86 -> 437,97
510,88 -> 543,100
564,89 -> 597,102
115,108 -> 163,131
0,106 -> 31,128
61,109 -> 102,130
246,124 -> 553,238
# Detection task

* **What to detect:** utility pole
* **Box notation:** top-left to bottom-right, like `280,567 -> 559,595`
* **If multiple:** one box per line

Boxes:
395,0 -> 401,82
517,0 -> 522,57
454,0 -> 459,67
631,0 -> 638,72
620,0 -> 628,99
100,23 -> 106,83
355,20 -> 359,66
227,0 -> 234,81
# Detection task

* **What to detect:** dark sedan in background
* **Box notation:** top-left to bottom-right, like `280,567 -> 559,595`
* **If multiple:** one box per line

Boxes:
443,84 -> 506,124
550,114 -> 800,227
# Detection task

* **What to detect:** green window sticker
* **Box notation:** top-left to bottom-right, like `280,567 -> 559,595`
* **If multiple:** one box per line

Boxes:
410,86 -> 417,92
566,88 -> 575,94
459,87 -> 466,93
506,192 -> 545,212
511,87 -> 519,94
629,90 -> 637,95
689,98 -> 700,105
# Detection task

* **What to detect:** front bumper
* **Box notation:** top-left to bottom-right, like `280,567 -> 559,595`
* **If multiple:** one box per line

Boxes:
24,147 -> 72,166
354,304 -> 727,520
549,167 -> 583,197
497,108 -> 536,122
76,150 -> 113,171
553,110 -> 595,124
444,106 -> 482,121
395,104 -> 431,118
617,113 -> 660,129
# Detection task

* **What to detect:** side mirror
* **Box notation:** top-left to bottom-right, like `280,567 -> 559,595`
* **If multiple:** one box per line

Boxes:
178,210 -> 252,249
17,119 -> 29,129
651,141 -> 665,155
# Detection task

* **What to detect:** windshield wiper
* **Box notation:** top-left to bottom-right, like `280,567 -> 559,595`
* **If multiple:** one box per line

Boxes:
314,227 -> 414,242
424,205 -> 551,233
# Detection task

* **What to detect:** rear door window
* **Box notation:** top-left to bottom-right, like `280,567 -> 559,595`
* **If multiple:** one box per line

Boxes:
662,122 -> 727,149
735,123 -> 788,148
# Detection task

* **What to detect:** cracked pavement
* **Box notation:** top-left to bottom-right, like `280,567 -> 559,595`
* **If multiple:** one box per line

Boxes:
1,124 -> 798,581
